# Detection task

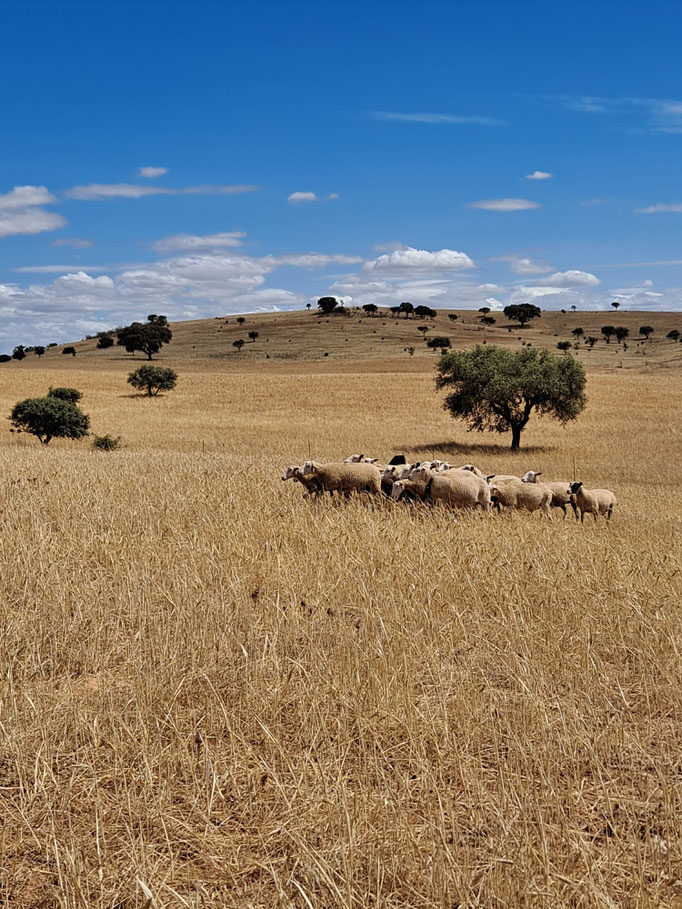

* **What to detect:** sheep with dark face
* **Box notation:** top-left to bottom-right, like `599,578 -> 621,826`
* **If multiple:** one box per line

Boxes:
301,460 -> 381,496
568,481 -> 617,523
521,471 -> 578,519
281,466 -> 322,497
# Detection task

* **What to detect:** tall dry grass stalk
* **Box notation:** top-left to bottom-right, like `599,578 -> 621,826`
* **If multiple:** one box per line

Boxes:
0,364 -> 680,906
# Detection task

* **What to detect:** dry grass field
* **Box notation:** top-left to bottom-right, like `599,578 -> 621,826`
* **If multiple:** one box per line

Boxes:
1,317 -> 682,907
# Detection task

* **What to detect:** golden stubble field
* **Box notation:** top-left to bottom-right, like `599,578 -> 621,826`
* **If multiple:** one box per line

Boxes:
1,357 -> 681,907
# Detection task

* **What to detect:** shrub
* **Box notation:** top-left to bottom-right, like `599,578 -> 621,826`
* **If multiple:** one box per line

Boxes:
48,386 -> 83,404
448,313 -> 458,322
10,395 -> 89,445
0,354 -> 12,363
481,316 -> 496,326
92,434 -> 122,451
248,331 -> 259,342
62,346 -> 76,356
640,325 -> 654,339
667,329 -> 680,342
237,316 -> 246,325
34,346 -> 46,357
12,346 -> 26,361
127,365 -> 178,396
427,336 -> 451,350
96,334 -> 114,349
556,340 -> 572,353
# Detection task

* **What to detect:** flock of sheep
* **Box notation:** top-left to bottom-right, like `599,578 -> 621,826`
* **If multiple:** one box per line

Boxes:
281,455 -> 617,523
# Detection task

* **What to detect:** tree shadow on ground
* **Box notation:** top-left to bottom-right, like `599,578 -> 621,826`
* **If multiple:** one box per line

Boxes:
399,440 -> 554,458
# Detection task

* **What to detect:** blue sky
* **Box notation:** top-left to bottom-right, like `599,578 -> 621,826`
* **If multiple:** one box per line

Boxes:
1,0 -> 682,349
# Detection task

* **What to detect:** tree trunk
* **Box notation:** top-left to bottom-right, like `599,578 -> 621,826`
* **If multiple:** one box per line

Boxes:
510,424 -> 522,451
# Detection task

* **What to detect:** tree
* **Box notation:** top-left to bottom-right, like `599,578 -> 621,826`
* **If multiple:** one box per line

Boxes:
12,346 -> 26,361
362,303 -> 378,316
63,346 -> 76,356
503,303 -> 541,327
406,346 -> 415,356
117,315 -> 172,360
436,345 -> 587,451
233,339 -> 245,352
48,386 -> 82,404
414,305 -> 436,319
389,306 -> 401,317
96,334 -> 114,349
667,329 -> 680,342
248,331 -> 259,342
614,326 -> 629,343
481,316 -> 496,326
557,340 -> 572,353
10,394 -> 89,445
0,355 -> 12,363
306,303 -> 311,310
478,306 -> 491,315
34,346 -> 45,357
611,301 -> 620,310
417,325 -> 429,336
427,336 -> 451,351
237,316 -> 246,325
601,325 -> 615,344
448,313 -> 458,322
640,325 -> 654,339
586,336 -> 598,348
398,301 -> 414,319
127,365 -> 178,397
571,327 -> 584,339
317,297 -> 338,314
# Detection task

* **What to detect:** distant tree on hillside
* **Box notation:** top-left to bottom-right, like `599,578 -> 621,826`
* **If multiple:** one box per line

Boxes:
34,346 -> 45,357
389,306 -> 401,317
436,345 -> 587,451
0,355 -> 12,363
128,365 -> 178,397
478,306 -> 491,314
117,315 -> 172,360
414,305 -> 436,319
317,297 -> 338,314
503,303 -> 541,327
481,316 -> 496,326
557,340 -> 572,353
611,301 -> 620,310
614,326 -> 629,343
417,325 -> 429,336
233,339 -> 245,352
601,325 -> 615,344
586,336 -> 598,348
63,346 -> 77,356
248,331 -> 259,342
667,329 -> 680,342
362,303 -> 378,316
639,325 -> 654,339
12,346 -> 26,361
571,327 -> 584,339
427,336 -> 451,351
10,393 -> 89,445
306,302 -> 311,310
96,334 -> 114,349
237,316 -> 246,325
398,301 -> 414,319
448,313 -> 458,322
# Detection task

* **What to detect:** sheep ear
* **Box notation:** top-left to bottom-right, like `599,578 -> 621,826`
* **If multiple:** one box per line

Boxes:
358,454 -> 364,460
536,472 -> 542,477
415,461 -> 420,468
486,475 -> 495,483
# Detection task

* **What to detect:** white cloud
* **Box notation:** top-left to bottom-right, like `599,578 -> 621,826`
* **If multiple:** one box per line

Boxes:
636,203 -> 682,214
15,264 -> 111,274
363,247 -> 475,272
469,198 -> 541,211
547,95 -> 682,133
525,170 -> 553,180
493,255 -> 552,275
288,191 -> 318,204
0,185 -> 58,209
152,231 -> 246,253
65,183 -> 259,200
138,166 -> 168,178
370,111 -> 504,126
50,237 -> 94,248
263,253 -> 363,268
0,208 -> 67,239
541,270 -> 601,287
326,193 -> 339,200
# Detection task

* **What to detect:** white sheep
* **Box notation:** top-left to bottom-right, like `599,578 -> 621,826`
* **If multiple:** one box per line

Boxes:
281,465 -> 322,497
389,475 -> 430,502
301,460 -> 381,496
489,478 -> 552,516
410,466 -> 491,510
521,471 -> 578,519
344,454 -> 380,464
458,464 -> 486,477
568,481 -> 617,523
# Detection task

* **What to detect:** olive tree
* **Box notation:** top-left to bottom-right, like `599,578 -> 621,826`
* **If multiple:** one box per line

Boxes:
117,314 -> 172,359
436,345 -> 587,451
127,365 -> 178,396
640,325 -> 654,340
10,394 -> 89,445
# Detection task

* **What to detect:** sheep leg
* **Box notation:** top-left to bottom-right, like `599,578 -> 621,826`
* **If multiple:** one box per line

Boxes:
559,503 -> 567,519
580,510 -> 585,524
570,500 -> 579,521
607,505 -> 613,521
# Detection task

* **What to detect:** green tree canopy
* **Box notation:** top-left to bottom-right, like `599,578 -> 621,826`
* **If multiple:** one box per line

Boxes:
34,346 -> 46,357
667,329 -> 680,342
116,314 -> 172,360
639,325 -> 654,339
414,305 -> 437,319
317,296 -> 339,314
362,303 -> 378,315
398,301 -> 414,318
436,345 -> 587,450
127,365 -> 178,396
614,326 -> 629,343
12,346 -> 26,361
48,386 -> 83,404
10,395 -> 89,445
503,303 -> 541,327
601,325 -> 616,343
96,334 -> 114,349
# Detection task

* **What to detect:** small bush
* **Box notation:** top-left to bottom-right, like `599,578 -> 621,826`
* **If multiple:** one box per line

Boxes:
10,395 -> 89,445
62,346 -> 76,356
92,434 -> 121,451
0,355 -> 11,363
128,365 -> 178,396
96,335 -> 114,349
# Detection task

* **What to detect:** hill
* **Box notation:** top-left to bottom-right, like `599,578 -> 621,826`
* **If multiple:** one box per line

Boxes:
8,307 -> 682,373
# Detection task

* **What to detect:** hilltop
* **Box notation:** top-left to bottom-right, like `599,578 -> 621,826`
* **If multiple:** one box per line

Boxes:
7,307 -> 682,373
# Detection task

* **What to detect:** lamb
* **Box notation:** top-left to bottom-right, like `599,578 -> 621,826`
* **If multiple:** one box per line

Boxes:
281,465 -> 322,497
489,478 -> 552,516
521,471 -> 578,519
410,466 -> 491,510
381,462 -> 419,495
568,481 -> 617,523
301,460 -> 381,496
390,476 -> 430,502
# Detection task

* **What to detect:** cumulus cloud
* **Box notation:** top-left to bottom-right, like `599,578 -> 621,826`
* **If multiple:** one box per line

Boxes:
541,270 -> 601,287
636,203 -> 682,213
525,170 -> 553,180
370,111 -> 504,126
363,247 -> 475,272
66,183 -> 259,200
138,166 -> 168,178
288,192 -> 318,204
0,185 -> 58,209
152,231 -> 246,253
50,237 -> 94,248
0,184 -> 66,240
469,198 -> 541,212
